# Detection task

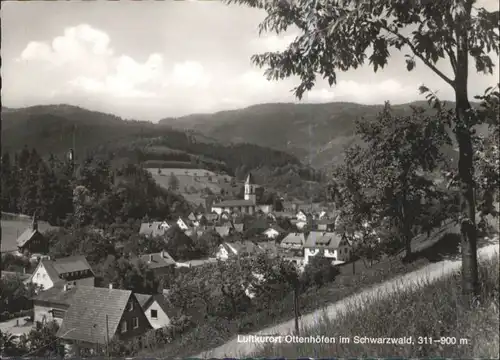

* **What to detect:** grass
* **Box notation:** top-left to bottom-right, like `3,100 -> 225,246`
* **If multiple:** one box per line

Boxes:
140,247 -> 432,358
0,218 -> 57,253
146,168 -> 238,206
250,253 -> 500,358
140,224 -> 496,358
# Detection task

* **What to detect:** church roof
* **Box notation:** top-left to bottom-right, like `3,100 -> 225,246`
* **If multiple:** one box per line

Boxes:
245,173 -> 256,185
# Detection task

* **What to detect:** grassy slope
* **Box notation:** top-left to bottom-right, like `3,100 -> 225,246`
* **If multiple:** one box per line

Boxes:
141,220 -> 494,358
250,252 -> 499,358
1,217 -> 57,253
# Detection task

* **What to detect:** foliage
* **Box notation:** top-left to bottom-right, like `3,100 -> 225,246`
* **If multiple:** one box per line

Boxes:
250,254 -> 500,358
333,104 -> 452,258
0,276 -> 39,314
99,256 -> 159,294
168,173 -> 180,191
226,0 -> 499,297
473,85 -> 500,218
301,257 -> 340,289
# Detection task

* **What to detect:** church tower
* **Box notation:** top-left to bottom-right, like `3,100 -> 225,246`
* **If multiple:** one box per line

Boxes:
244,173 -> 257,204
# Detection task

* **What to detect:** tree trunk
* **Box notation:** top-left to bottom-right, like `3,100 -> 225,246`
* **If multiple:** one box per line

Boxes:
455,16 -> 479,298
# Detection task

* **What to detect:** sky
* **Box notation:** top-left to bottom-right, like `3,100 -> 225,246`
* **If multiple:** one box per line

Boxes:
2,0 -> 499,121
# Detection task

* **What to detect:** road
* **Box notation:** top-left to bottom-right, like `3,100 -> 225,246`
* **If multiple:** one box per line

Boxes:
197,241 -> 499,358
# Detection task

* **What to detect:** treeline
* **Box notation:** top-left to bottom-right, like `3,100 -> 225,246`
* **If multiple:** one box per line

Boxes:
1,147 -> 191,226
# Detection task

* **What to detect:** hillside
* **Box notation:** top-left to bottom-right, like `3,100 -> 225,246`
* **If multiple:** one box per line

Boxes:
160,101 -> 485,168
1,105 -> 326,204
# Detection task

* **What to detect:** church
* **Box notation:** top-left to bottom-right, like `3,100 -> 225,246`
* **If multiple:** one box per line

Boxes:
211,173 -> 272,215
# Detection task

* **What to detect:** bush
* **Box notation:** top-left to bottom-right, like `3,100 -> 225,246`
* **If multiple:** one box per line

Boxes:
301,257 -> 340,288
0,309 -> 34,322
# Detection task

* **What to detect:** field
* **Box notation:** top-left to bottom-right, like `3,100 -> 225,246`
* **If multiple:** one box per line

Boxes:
1,217 -> 57,253
146,168 -> 239,206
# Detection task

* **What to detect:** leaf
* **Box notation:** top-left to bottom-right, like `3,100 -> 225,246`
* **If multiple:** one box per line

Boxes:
406,58 -> 416,71
419,85 -> 430,94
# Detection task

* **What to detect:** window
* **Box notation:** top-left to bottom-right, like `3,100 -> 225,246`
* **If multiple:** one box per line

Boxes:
52,309 -> 65,319
127,302 -> 133,311
121,320 -> 127,333
150,309 -> 158,319
133,317 -> 139,329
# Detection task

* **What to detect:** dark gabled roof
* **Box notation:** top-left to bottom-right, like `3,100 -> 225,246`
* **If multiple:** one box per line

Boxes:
138,251 -> 176,269
50,255 -> 94,275
136,293 -> 178,319
37,255 -> 94,284
212,199 -> 256,207
57,286 -> 133,345
280,233 -> 306,246
225,240 -> 262,256
134,293 -> 152,308
32,282 -> 78,306
215,226 -> 232,237
233,223 -> 244,233
304,231 -> 345,249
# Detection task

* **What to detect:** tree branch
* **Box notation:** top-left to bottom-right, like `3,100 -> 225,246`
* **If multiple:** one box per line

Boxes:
382,25 -> 456,89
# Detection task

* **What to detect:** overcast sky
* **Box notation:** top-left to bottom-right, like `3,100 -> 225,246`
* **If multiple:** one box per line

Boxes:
2,0 -> 498,121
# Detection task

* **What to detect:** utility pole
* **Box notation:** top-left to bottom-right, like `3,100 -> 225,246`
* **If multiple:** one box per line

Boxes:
293,278 -> 300,336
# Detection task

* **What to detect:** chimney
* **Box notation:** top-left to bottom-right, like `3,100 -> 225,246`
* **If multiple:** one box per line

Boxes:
109,283 -> 113,289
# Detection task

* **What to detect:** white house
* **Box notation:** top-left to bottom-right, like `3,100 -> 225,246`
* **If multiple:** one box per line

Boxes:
296,210 -> 311,223
135,294 -> 176,329
139,221 -> 171,237
262,225 -> 286,240
30,255 -> 95,291
280,233 -> 306,250
303,231 -> 352,265
215,241 -> 262,261
176,217 -> 196,231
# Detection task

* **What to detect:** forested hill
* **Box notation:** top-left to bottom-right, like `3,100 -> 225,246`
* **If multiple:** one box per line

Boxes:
1,105 -> 324,196
159,100 -> 484,168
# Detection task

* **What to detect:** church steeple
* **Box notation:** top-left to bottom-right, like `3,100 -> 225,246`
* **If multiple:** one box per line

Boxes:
244,172 -> 257,204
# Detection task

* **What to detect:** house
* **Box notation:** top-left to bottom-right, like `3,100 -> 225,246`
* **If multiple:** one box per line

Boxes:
211,173 -> 274,215
262,225 -> 287,240
139,221 -> 171,238
135,293 -> 177,329
315,219 -> 336,232
303,231 -> 352,265
57,286 -> 152,356
268,211 -> 296,221
214,225 -> 234,238
257,241 -> 280,258
32,282 -> 78,325
233,223 -> 245,234
187,212 -> 198,222
296,210 -> 313,223
177,217 -> 196,230
16,217 -> 49,256
280,232 -> 306,250
30,255 -> 95,291
202,213 -> 219,224
215,240 -> 262,261
138,251 -> 176,277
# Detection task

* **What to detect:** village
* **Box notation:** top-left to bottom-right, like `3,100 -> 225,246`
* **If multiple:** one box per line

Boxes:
1,172 -> 356,356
